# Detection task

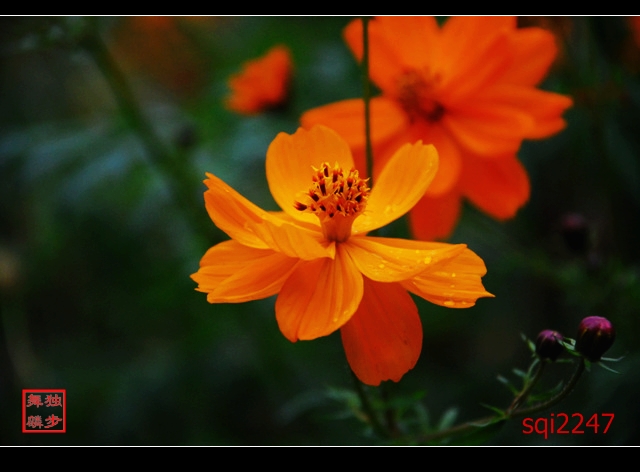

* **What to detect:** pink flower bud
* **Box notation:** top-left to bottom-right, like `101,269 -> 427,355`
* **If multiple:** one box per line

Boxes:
535,330 -> 564,361
575,316 -> 615,362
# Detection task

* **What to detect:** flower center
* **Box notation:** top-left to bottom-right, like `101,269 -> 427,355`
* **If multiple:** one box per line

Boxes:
396,69 -> 444,123
294,162 -> 370,242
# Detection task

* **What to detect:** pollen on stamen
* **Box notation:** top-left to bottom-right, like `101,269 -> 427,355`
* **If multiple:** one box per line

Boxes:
293,162 -> 371,242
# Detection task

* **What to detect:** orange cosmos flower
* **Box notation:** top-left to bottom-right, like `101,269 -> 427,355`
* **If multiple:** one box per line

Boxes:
191,125 -> 493,386
225,45 -> 292,115
301,17 -> 573,240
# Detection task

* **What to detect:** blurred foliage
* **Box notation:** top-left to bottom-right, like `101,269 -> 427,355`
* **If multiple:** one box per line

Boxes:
1,16 -> 639,445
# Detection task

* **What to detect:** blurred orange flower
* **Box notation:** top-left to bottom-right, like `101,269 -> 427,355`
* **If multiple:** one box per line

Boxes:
111,16 -> 214,97
301,17 -> 573,240
191,126 -> 493,386
225,45 -> 292,115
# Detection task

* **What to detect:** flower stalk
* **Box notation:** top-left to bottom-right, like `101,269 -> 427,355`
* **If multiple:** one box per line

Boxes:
506,361 -> 546,415
351,371 -> 390,439
414,358 -> 586,444
511,359 -> 585,419
361,16 -> 374,185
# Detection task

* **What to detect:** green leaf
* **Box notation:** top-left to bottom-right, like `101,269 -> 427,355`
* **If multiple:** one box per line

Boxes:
600,355 -> 625,362
496,375 -> 518,395
432,419 -> 506,446
598,362 -> 620,374
437,407 -> 459,431
512,368 -> 527,379
480,403 -> 506,417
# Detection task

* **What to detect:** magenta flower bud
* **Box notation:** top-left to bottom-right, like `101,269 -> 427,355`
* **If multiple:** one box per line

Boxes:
535,330 -> 565,361
575,316 -> 615,362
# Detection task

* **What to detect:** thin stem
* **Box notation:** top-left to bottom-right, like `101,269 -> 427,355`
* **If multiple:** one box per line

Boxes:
380,383 -> 401,438
361,16 -> 374,185
506,361 -> 546,415
511,359 -> 585,419
351,370 -> 389,439
415,359 -> 586,444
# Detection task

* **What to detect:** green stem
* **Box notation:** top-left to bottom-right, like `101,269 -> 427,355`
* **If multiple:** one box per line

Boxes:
415,359 -> 586,444
351,370 -> 389,439
380,383 -> 400,438
511,359 -> 585,419
361,16 -> 374,185
506,361 -> 546,415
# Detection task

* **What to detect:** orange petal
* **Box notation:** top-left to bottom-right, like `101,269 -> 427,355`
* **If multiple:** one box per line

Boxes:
442,102 -> 533,156
408,190 -> 462,241
459,154 -> 530,220
345,17 -> 440,92
412,122 -> 462,196
203,173 -> 332,260
300,97 -> 409,177
225,45 -> 292,115
340,278 -> 422,386
478,85 -> 573,139
275,244 -> 363,342
344,18 -> 400,92
402,246 -> 494,308
373,16 -> 440,68
438,17 -> 515,75
345,236 -> 467,282
266,126 -> 355,226
353,141 -> 438,233
191,240 -> 299,303
439,19 -> 516,103
503,27 -> 558,86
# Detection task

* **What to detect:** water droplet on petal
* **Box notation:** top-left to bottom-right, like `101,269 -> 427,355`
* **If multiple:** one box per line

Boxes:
423,256 -> 432,264
451,273 -> 456,278
444,300 -> 455,307
378,264 -> 385,269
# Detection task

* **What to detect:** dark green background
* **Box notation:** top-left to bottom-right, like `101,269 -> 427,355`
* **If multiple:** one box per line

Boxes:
1,16 -> 638,445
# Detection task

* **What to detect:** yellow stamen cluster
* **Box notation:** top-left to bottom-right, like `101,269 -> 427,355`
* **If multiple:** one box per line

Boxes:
295,162 -> 370,242
396,68 -> 444,123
